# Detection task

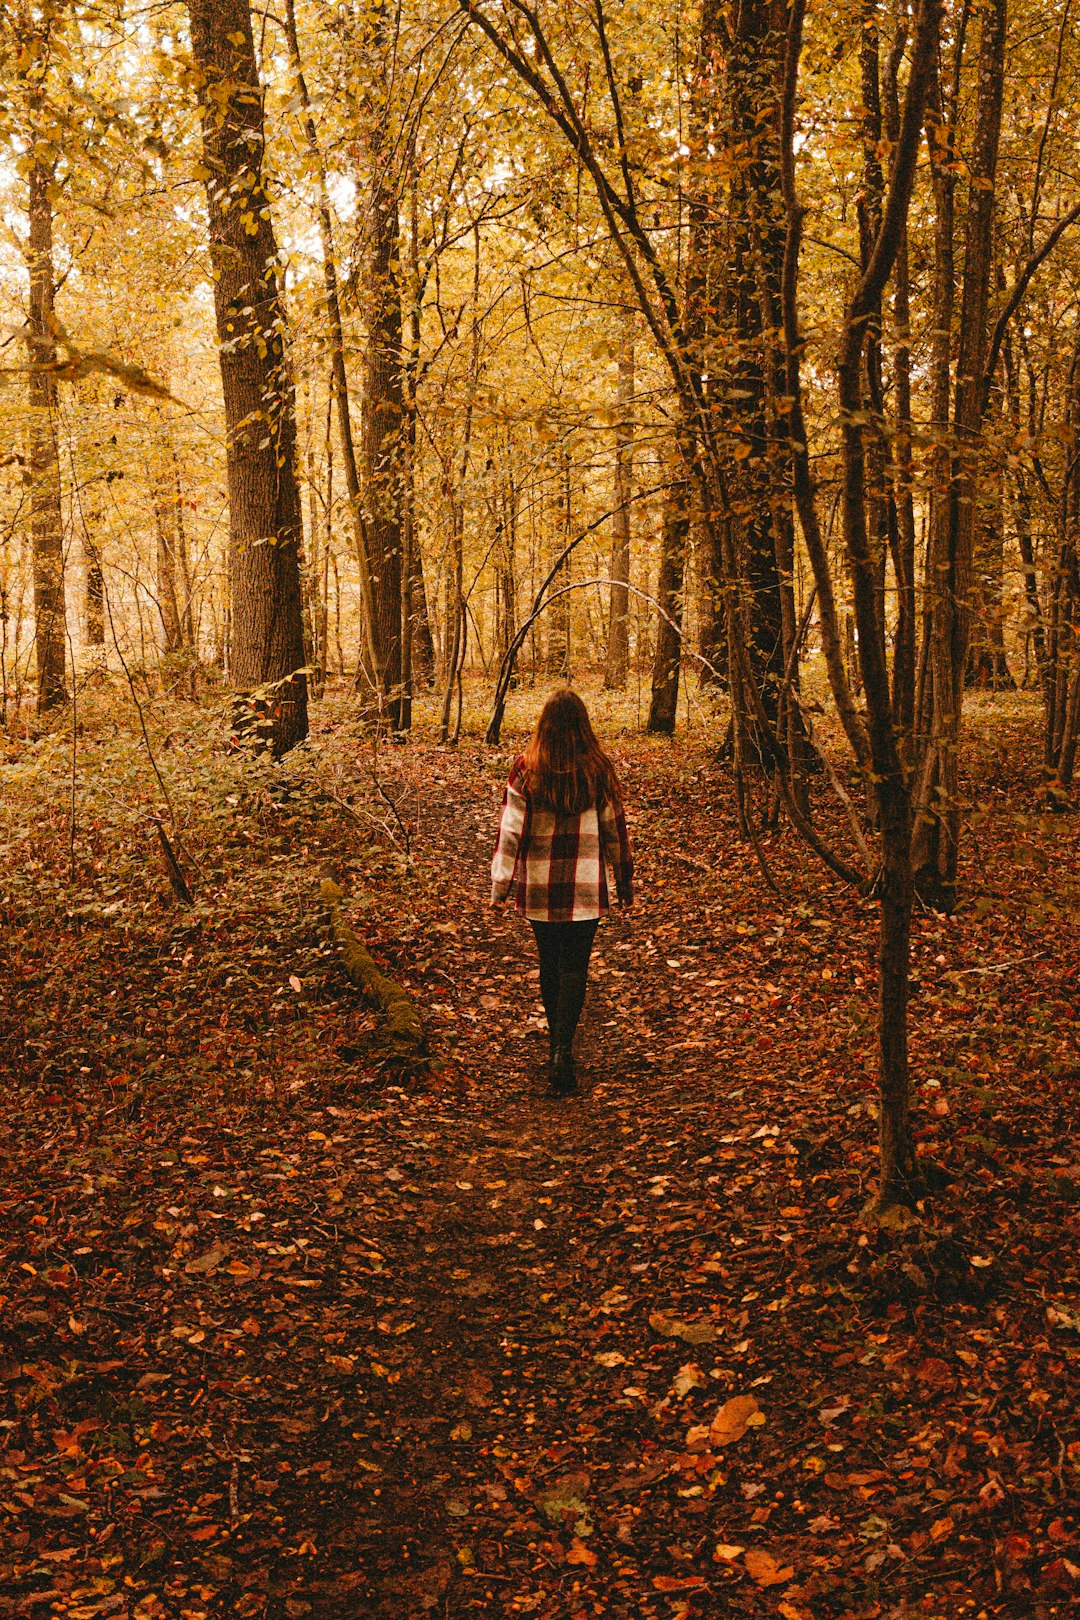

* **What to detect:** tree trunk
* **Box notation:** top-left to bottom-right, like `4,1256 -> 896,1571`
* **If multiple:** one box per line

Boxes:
83,529 -> 105,650
186,0 -> 308,755
403,151 -> 436,691
1047,330 -> 1080,796
153,476 -> 186,657
282,0 -> 378,688
24,145 -> 67,712
1003,329 -> 1046,694
834,0 -> 942,1207
966,463 -> 1014,688
604,312 -> 634,689
647,453 -> 689,735
726,0 -> 787,735
913,0 -> 1006,906
361,91 -> 406,726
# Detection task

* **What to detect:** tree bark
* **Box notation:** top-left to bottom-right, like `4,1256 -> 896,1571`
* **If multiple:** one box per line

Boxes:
24,143 -> 67,712
726,0 -> 787,735
359,5 -> 406,726
187,0 -> 308,755
604,311 -> 634,689
83,530 -> 105,650
153,468 -> 187,658
913,0 -> 1006,905
282,0 -> 379,687
835,0 -> 942,1206
647,451 -> 689,734
362,183 -> 406,724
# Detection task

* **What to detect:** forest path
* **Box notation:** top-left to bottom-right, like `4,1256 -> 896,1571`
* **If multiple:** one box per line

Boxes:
331,755 -> 762,1612
3,733 -> 1076,1620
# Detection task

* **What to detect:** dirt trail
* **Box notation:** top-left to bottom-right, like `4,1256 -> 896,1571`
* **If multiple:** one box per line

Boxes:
3,736 -> 1078,1619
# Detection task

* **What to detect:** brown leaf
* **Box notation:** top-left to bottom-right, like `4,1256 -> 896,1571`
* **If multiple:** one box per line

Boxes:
649,1311 -> 716,1345
708,1394 -> 761,1446
185,1241 -> 227,1275
743,1548 -> 794,1587
916,1357 -> 955,1391
567,1536 -> 597,1567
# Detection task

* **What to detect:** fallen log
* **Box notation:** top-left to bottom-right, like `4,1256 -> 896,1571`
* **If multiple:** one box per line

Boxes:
320,876 -> 426,1061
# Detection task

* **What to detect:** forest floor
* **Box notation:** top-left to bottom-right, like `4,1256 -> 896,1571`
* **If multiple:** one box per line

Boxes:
1,682 -> 1079,1620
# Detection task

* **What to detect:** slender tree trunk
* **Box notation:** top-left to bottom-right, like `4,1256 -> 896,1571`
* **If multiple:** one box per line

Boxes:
153,467 -> 186,657
282,0 -> 379,687
913,0 -> 1006,905
403,165 -> 436,690
25,145 -> 67,712
362,177 -> 406,725
967,461 -> 1014,687
1003,329 -> 1046,693
1048,331 -> 1080,795
883,22 -> 917,739
647,449 -> 689,735
83,530 -> 105,650
186,0 -> 308,755
604,311 -> 634,689
440,226 -> 481,742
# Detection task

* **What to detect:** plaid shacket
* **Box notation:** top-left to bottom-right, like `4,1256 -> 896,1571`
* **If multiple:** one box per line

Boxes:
490,755 -> 634,922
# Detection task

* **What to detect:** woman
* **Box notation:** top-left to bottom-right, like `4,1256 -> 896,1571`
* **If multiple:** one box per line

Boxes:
491,688 -> 633,1096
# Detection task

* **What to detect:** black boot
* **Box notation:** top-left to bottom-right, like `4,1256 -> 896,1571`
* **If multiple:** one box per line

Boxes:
550,967 -> 589,1096
550,1043 -> 576,1096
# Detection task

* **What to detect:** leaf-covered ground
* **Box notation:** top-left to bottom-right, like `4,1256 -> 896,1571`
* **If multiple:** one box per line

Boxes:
1,691 -> 1079,1619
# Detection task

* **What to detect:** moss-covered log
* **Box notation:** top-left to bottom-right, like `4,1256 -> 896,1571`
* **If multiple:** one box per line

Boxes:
320,877 -> 426,1058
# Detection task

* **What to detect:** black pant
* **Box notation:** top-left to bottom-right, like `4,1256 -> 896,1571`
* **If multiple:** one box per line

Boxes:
530,919 -> 599,1051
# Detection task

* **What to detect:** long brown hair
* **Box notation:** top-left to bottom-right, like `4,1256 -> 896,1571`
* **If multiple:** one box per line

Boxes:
522,688 -> 620,815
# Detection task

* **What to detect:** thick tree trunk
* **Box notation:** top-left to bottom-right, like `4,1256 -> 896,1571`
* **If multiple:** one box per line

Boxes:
187,0 -> 308,755
604,314 -> 634,690
726,0 -> 786,734
25,148 -> 67,712
647,457 -> 689,735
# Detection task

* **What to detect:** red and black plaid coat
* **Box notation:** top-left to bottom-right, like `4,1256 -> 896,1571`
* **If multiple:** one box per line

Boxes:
491,754 -> 634,922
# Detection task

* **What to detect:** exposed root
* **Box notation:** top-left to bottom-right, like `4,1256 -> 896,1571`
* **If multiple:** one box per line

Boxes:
320,875 -> 427,1071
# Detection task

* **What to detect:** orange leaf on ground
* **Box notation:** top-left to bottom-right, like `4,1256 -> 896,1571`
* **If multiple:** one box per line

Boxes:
709,1394 -> 761,1446
743,1548 -> 794,1587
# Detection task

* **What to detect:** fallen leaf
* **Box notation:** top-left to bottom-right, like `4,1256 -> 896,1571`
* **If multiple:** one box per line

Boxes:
567,1536 -> 597,1567
671,1362 -> 706,1398
185,1242 -> 227,1275
649,1311 -> 717,1345
743,1548 -> 794,1587
709,1394 -> 761,1446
